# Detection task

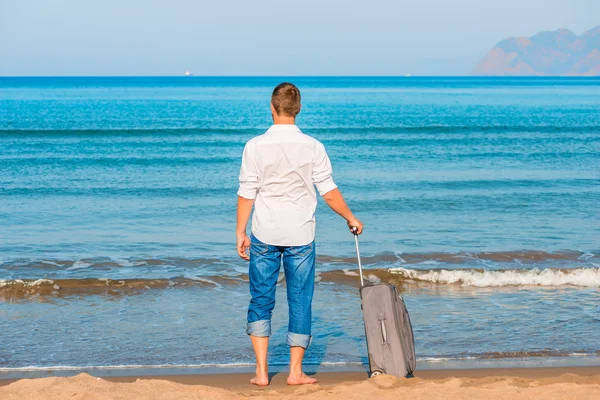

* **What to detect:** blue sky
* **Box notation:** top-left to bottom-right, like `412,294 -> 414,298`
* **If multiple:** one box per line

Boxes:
0,0 -> 597,76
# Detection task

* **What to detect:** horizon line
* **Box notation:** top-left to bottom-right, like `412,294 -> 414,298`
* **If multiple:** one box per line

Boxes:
1,75 -> 598,78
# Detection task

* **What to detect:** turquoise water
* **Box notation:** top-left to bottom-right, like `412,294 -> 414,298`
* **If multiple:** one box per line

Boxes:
1,77 -> 599,370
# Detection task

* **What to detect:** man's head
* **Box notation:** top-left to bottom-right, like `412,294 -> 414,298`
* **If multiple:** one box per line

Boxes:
271,82 -> 301,120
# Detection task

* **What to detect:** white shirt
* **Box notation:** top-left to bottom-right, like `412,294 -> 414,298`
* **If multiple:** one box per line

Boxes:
237,124 -> 338,246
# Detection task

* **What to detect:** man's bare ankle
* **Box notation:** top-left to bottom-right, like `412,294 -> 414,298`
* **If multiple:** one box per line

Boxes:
256,365 -> 268,373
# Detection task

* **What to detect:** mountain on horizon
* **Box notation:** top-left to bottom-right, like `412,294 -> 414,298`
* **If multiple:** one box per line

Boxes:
471,26 -> 600,76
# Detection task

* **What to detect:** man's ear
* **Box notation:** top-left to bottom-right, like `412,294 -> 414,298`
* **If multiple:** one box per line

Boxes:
270,103 -> 277,116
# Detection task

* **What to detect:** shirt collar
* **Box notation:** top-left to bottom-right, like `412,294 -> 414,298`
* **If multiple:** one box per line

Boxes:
266,124 -> 301,134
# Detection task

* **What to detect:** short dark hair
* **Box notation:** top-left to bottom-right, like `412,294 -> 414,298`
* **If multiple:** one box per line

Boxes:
271,82 -> 301,117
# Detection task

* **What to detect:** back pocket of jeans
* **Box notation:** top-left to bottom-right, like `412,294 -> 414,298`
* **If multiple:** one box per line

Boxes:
250,241 -> 268,256
290,242 -> 314,258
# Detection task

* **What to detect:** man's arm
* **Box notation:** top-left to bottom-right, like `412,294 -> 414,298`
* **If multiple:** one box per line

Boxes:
236,196 -> 254,260
237,142 -> 259,260
322,189 -> 363,234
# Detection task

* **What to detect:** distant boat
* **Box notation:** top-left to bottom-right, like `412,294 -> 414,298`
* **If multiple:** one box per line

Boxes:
184,70 -> 193,76
404,73 -> 412,77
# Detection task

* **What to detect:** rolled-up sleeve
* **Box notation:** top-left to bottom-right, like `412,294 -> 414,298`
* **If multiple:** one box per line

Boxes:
312,141 -> 337,196
238,142 -> 259,199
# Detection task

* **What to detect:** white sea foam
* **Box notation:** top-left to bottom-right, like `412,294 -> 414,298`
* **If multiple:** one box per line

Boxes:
182,274 -> 223,289
0,361 -> 365,372
221,277 -> 248,283
342,269 -> 359,276
416,260 -> 443,266
314,272 -> 322,283
113,258 -> 147,267
0,278 -> 55,287
30,279 -> 55,286
390,267 -> 600,287
419,357 -> 469,362
66,260 -> 93,271
41,260 -> 61,266
393,251 -> 406,263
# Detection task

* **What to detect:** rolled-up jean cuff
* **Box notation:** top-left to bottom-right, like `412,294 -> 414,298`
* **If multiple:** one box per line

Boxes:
247,320 -> 271,337
286,332 -> 312,349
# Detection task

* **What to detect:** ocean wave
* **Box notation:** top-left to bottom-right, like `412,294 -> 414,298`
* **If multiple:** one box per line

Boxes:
66,260 -> 93,271
390,267 -> 600,287
0,275 -> 250,300
2,266 -> 599,300
3,250 -> 595,273
0,361 -> 366,372
321,249 -> 598,265
0,127 -> 261,135
181,274 -> 223,289
419,350 -> 600,361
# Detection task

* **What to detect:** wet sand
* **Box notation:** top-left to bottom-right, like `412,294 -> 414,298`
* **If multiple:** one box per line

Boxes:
1,366 -> 599,399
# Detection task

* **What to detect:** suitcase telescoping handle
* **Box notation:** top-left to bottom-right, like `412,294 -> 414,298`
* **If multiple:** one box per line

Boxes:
351,227 -> 365,287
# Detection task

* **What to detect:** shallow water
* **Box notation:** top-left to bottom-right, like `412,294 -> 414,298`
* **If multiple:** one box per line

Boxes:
1,77 -> 599,369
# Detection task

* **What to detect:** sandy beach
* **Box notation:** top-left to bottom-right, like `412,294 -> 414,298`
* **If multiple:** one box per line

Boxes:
1,367 -> 599,399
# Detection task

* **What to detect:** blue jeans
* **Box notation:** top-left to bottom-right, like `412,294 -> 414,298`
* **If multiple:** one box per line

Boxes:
246,234 -> 315,349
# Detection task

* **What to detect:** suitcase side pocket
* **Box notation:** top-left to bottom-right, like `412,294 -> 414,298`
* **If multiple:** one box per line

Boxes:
394,292 -> 417,375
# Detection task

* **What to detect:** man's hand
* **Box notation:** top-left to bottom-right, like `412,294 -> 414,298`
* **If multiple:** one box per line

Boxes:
237,232 -> 251,260
347,217 -> 364,235
236,196 -> 254,260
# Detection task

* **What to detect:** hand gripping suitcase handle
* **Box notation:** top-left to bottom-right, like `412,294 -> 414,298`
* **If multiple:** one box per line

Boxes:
351,227 -> 365,287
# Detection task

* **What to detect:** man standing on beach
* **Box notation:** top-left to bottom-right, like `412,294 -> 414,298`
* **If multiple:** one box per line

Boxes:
236,83 -> 364,386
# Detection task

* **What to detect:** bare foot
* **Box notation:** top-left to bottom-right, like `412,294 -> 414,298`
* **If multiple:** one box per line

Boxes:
250,376 -> 269,386
250,367 -> 269,386
287,372 -> 318,385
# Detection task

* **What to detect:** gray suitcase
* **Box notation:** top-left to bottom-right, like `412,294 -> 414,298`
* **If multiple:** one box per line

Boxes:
353,232 -> 416,378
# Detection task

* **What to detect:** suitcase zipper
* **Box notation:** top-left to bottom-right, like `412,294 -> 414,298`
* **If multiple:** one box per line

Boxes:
380,319 -> 387,343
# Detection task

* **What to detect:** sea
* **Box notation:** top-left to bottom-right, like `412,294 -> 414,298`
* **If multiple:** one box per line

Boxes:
1,77 -> 599,376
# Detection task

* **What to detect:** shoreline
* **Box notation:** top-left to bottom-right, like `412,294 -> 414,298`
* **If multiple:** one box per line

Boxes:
3,355 -> 600,381
1,366 -> 599,399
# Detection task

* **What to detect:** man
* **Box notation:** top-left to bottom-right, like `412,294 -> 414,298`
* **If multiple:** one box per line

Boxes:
236,82 -> 363,386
